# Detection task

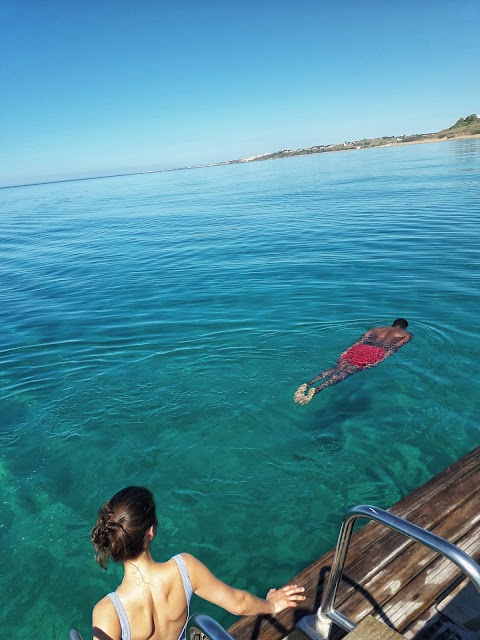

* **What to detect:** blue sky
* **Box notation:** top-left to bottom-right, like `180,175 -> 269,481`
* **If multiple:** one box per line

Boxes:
1,0 -> 479,186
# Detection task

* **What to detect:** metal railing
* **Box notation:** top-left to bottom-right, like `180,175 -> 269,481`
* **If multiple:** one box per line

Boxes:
297,504 -> 480,640
188,613 -> 235,640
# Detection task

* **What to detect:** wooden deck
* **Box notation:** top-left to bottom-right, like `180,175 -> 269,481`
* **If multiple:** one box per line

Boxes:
227,446 -> 480,640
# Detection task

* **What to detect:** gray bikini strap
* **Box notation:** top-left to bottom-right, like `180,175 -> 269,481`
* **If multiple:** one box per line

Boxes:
173,553 -> 193,640
107,592 -> 131,640
173,553 -> 193,602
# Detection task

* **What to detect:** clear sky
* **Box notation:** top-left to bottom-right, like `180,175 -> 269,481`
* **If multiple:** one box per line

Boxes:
1,0 -> 479,186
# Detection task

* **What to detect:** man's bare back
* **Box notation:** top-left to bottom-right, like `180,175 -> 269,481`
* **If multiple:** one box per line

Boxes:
359,324 -> 412,351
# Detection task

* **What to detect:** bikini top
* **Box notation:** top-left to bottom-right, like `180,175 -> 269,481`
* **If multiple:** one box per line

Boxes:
107,554 -> 194,640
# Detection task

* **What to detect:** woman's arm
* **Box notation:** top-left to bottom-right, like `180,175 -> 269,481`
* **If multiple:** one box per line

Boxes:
92,598 -> 121,640
183,553 -> 305,616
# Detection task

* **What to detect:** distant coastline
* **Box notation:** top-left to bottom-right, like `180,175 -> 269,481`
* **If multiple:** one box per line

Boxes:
223,113 -> 480,164
3,114 -> 479,190
242,130 -> 480,161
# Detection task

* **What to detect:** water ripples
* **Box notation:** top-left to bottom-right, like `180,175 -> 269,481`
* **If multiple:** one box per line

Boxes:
0,139 -> 480,636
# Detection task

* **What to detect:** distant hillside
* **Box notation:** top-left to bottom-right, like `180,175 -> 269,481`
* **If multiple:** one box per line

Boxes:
437,113 -> 480,138
233,114 -> 480,165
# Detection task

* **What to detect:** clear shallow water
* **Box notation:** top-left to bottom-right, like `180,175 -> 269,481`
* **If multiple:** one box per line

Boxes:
1,139 -> 479,638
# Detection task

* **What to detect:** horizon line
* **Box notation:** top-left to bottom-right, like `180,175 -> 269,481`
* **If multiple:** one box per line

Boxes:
3,116 -> 478,190
0,162 -> 220,191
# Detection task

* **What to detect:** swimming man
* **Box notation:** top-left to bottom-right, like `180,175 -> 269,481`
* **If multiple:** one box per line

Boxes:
294,318 -> 412,405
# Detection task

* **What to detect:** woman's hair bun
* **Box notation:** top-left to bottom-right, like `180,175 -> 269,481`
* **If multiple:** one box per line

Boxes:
91,518 -> 112,550
91,487 -> 157,570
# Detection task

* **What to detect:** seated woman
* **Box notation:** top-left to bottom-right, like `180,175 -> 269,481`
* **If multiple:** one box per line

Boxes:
91,486 -> 306,640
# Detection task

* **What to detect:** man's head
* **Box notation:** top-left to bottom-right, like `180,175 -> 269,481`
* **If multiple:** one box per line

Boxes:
392,318 -> 409,329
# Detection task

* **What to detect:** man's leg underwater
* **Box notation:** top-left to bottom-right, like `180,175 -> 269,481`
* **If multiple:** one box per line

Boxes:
307,369 -> 335,386
294,368 -> 335,405
294,365 -> 361,404
313,368 -> 354,394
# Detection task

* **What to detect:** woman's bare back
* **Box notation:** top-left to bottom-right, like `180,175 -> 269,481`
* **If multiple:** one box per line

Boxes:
94,557 -> 191,640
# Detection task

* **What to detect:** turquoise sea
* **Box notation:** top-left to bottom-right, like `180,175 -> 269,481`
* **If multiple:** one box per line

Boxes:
1,139 -> 479,638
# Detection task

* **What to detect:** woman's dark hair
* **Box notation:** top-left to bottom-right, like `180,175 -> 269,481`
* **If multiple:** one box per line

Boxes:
91,486 -> 158,570
392,318 -> 408,328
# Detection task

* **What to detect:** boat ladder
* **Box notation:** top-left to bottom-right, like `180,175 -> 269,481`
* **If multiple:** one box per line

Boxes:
297,504 -> 480,639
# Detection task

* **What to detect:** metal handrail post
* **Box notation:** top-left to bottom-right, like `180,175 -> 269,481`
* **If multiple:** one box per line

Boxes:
319,510 -> 358,619
188,613 -> 236,640
320,504 -> 480,621
297,504 -> 480,640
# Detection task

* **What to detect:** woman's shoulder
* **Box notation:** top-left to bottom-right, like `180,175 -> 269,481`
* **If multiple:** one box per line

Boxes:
93,594 -> 120,618
168,553 -> 201,581
93,594 -> 114,613
148,553 -> 197,582
172,552 -> 204,574
166,551 -> 197,568
92,595 -> 121,639
172,551 -> 196,563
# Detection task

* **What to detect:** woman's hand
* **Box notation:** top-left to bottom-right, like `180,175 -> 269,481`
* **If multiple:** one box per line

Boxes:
266,584 -> 306,614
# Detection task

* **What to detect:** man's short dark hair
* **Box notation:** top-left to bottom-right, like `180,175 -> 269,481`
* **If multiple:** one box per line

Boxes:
392,318 -> 408,328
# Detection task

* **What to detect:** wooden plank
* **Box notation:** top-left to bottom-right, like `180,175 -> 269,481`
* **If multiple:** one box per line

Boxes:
401,576 -> 472,640
326,523 -> 480,639
334,464 -> 480,606
345,616 -> 403,640
328,504 -> 480,638
436,579 -> 480,632
228,447 -> 480,640
300,458 -> 480,625
336,491 -> 480,621
283,629 -> 310,640
320,447 -> 480,607
379,526 -> 480,632
328,524 -> 480,639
